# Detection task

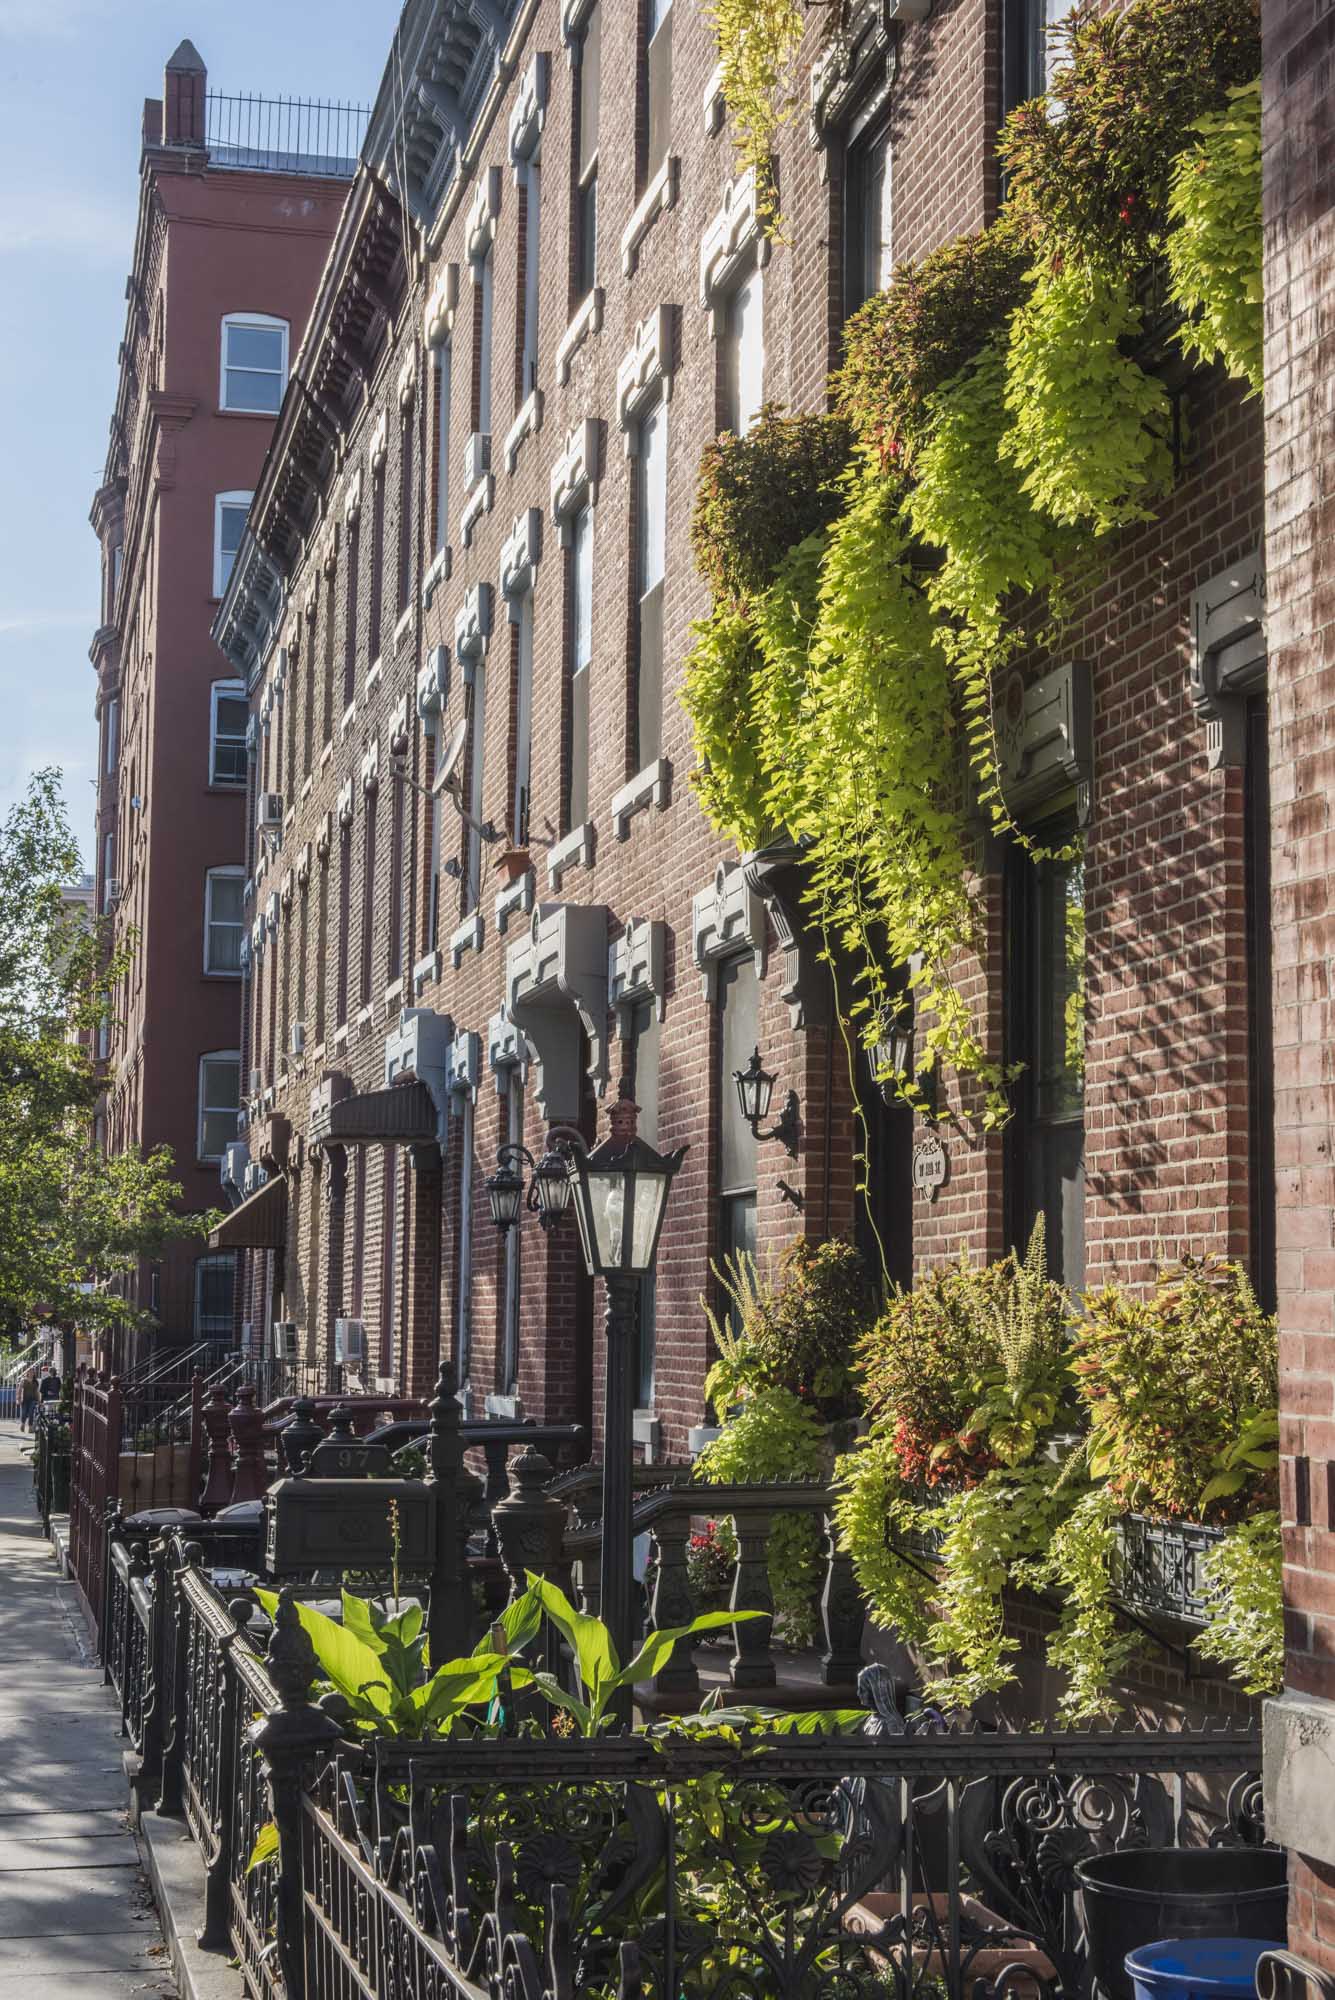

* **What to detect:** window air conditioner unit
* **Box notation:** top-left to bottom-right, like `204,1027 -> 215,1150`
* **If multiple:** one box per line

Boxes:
248,1066 -> 264,1096
242,1160 -> 267,1196
272,1321 -> 299,1363
221,1140 -> 249,1192
257,793 -> 284,832
334,1318 -> 366,1367
464,431 -> 491,487
106,878 -> 123,905
289,1021 -> 306,1056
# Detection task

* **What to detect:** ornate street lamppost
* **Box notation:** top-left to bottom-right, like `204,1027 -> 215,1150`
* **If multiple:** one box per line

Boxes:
484,1091 -> 685,1682
565,1090 -> 686,1679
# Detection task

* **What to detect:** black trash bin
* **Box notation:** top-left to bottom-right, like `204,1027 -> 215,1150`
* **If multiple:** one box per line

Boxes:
1076,1847 -> 1287,2000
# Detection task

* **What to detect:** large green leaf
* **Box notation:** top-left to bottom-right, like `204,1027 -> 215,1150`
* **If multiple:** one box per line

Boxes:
618,1610 -> 761,1692
526,1572 -> 619,1697
247,1821 -> 279,1872
486,1584 -> 543,1657
254,1588 -> 389,1709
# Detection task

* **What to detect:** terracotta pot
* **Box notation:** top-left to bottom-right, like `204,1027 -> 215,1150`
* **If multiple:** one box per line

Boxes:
496,847 -> 531,884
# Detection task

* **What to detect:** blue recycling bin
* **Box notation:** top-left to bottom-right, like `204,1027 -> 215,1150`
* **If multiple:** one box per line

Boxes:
1126,1936 -> 1271,2000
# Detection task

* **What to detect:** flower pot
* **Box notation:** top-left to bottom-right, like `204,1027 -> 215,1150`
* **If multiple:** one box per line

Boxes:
496,847 -> 531,884
1076,1847 -> 1286,2000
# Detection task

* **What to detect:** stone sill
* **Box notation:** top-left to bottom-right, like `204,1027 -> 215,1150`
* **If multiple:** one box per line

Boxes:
340,701 -> 356,740
611,756 -> 671,839
450,911 -> 484,967
383,977 -> 405,1013
366,658 -> 383,699
495,868 -> 535,934
702,61 -> 726,134
301,774 -> 314,801
422,545 -> 451,608
460,473 -> 493,548
547,820 -> 595,890
394,604 -> 415,650
555,288 -> 603,386
503,388 -> 543,471
621,155 -> 679,276
321,740 -> 334,768
413,950 -> 442,995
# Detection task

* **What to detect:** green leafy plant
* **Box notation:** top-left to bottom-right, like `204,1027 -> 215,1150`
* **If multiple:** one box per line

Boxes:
1197,1510 -> 1283,1694
998,0 -> 1261,262
689,409 -> 851,604
953,1217 -> 1076,1467
703,1237 -> 876,1420
1016,1484 -> 1138,1722
834,223 -> 1032,467
1071,1254 -> 1278,1519
252,1586 -> 519,1738
1167,81 -> 1263,393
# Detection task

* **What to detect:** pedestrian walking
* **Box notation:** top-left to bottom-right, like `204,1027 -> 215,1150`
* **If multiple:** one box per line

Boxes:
18,1372 -> 38,1433
37,1367 -> 60,1405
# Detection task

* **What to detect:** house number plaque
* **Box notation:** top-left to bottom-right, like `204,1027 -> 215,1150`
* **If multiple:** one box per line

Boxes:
912,1129 -> 949,1201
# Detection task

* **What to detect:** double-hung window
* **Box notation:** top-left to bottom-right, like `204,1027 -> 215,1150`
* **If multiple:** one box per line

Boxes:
194,1253 -> 236,1339
397,413 -> 415,617
1006,820 -> 1086,1287
716,954 -> 759,1299
476,249 -> 495,440
634,400 -> 666,771
434,346 -> 452,554
723,271 -> 764,436
844,102 -> 891,317
104,696 -> 120,776
214,492 -> 252,598
198,1052 -> 241,1161
567,505 -> 593,829
520,162 -> 542,400
513,593 -> 534,847
210,684 -> 247,786
220,313 -> 288,413
627,997 -> 660,1407
1003,0 -> 1078,114
644,0 -> 673,186
573,3 -> 600,299
204,867 -> 245,974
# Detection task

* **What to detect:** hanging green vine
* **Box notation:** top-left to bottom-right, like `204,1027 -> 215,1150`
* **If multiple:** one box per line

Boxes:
707,0 -> 806,232
1167,82 -> 1264,395
1197,1510 -> 1283,1695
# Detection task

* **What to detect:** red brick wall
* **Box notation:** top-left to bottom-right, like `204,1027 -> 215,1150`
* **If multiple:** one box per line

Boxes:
1263,0 -> 1335,1961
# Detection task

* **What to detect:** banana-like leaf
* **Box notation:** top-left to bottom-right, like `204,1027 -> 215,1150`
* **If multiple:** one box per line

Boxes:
526,1572 -> 619,1696
247,1821 -> 279,1872
618,1610 -> 761,1691
254,1588 -> 389,1710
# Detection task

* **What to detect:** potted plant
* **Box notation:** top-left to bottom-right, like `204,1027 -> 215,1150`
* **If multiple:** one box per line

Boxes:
495,844 -> 531,885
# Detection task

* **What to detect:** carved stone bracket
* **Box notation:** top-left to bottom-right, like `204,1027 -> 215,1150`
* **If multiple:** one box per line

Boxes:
742,839 -> 828,1030
609,916 -> 667,1027
995,661 -> 1093,828
500,508 -> 542,611
505,901 -> 610,1122
700,171 -> 770,331
1190,551 -> 1266,770
383,1008 -> 453,1148
488,1007 -> 529,1092
692,861 -> 766,1001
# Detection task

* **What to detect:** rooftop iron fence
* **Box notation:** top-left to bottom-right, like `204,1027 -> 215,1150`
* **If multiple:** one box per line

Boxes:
203,92 -> 369,179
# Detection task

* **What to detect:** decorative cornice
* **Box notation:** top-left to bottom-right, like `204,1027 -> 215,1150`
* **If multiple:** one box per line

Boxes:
616,305 -> 676,445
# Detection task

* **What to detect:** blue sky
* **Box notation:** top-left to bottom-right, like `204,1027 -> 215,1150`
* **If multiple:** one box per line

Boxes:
0,0 -> 400,865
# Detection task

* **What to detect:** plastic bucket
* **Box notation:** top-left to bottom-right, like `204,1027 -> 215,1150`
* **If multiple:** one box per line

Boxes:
1076,1848 -> 1286,2000
1126,1936 -> 1271,2000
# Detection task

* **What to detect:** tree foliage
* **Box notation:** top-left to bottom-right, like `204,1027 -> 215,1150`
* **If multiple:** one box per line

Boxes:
0,770 -> 211,1338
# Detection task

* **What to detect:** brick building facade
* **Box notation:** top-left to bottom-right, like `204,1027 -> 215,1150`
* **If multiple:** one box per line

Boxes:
213,0 -> 1275,1485
88,42 -> 355,1366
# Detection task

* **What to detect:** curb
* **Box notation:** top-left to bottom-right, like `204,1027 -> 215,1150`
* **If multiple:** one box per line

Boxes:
136,1807 -> 248,2000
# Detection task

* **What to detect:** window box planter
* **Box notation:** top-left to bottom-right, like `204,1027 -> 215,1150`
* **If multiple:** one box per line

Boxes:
1113,1512 -> 1226,1628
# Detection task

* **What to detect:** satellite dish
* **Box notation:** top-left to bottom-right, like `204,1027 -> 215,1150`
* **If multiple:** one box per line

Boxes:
432,719 -> 468,796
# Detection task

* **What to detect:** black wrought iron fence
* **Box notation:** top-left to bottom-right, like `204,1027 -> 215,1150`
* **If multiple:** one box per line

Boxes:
204,92 -> 368,177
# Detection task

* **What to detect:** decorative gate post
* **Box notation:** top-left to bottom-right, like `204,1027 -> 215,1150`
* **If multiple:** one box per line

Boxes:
425,1361 -> 482,1663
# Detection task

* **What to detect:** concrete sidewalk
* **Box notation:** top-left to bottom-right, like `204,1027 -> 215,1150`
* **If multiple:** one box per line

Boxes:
0,1420 -> 176,1998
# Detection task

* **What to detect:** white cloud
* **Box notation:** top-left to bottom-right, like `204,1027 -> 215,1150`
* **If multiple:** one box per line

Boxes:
0,188 -> 132,266
0,610 -> 97,637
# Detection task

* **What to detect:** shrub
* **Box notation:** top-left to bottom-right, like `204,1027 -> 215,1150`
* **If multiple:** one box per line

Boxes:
833,223 -> 1032,466
999,0 -> 1261,262
690,408 -> 852,603
704,1236 -> 877,1420
1071,1253 -> 1277,1519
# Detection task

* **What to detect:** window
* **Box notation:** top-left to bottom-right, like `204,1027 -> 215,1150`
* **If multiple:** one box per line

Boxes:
198,1052 -> 241,1160
434,346 -> 452,555
500,1071 -> 524,1395
717,955 -> 759,1306
1006,821 -> 1085,1287
220,313 -> 288,414
336,831 -> 351,1028
627,997 -> 660,1406
513,592 -> 534,845
476,248 -> 495,438
194,1253 -> 236,1338
844,105 -> 891,317
343,519 -> 360,707
104,696 -> 120,776
296,876 -> 309,1036
1003,0 -> 1077,114
573,2 -> 600,298
1245,694 -> 1276,1310
644,0 -> 673,185
210,682 -> 248,786
350,1150 -> 367,1318
455,1091 -> 476,1386
464,666 -> 486,916
567,504 -> 593,829
303,625 -> 316,778
102,829 -> 116,913
397,413 -> 415,617
314,853 -> 328,1043
520,161 -> 542,400
214,492 -> 252,598
368,467 -> 385,666
426,733 -> 443,952
634,400 -> 666,771
204,868 -> 244,974
387,762 -> 406,983
723,270 -> 764,436
360,791 -> 378,1005
381,1146 -> 399,1380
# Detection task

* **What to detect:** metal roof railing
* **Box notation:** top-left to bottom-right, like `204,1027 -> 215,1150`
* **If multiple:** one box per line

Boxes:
204,92 -> 369,179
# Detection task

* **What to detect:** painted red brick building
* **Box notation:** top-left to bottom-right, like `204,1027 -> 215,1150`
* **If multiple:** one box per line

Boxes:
213,0 -> 1272,1461
88,41 -> 357,1367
